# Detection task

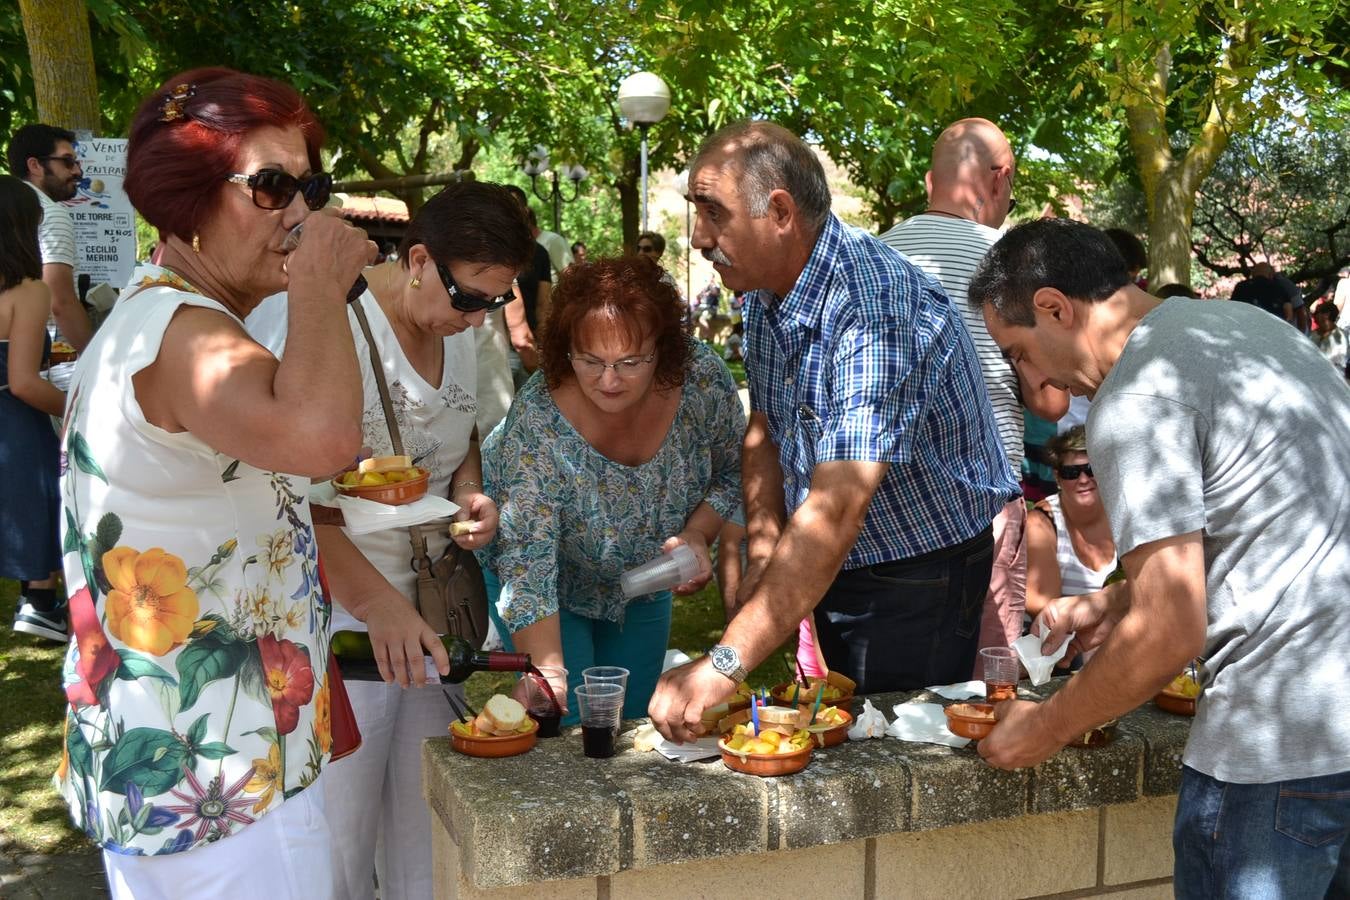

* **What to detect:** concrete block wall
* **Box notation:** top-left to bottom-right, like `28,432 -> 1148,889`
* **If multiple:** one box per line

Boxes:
432,795 -> 1177,900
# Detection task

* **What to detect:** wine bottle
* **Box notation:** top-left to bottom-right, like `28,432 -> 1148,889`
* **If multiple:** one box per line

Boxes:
330,630 -> 532,683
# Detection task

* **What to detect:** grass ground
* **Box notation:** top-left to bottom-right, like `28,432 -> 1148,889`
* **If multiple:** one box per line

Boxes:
0,575 -> 788,857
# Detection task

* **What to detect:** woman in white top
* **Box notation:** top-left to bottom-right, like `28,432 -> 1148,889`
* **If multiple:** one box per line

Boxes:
56,67 -> 380,898
1025,426 -> 1117,617
299,181 -> 534,900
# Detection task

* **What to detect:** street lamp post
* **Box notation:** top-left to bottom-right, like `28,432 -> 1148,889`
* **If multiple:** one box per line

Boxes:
617,72 -> 671,234
675,168 -> 692,300
522,145 -> 588,233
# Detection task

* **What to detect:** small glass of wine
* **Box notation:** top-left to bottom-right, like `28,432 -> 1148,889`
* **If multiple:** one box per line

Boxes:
980,647 -> 1019,701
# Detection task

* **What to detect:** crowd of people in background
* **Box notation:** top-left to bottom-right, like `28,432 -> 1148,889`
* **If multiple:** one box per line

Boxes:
2,66 -> 1348,900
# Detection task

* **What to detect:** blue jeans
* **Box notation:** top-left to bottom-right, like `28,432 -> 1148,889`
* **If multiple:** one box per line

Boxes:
1174,765 -> 1350,899
484,569 -> 671,725
813,526 -> 993,693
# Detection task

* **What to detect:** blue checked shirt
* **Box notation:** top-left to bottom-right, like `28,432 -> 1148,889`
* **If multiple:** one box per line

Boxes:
744,214 -> 1018,568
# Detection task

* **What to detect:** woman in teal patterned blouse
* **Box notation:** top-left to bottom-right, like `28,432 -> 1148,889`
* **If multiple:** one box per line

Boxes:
480,256 -> 744,720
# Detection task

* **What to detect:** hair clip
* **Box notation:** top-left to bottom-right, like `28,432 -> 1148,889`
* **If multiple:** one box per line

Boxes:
159,83 -> 196,122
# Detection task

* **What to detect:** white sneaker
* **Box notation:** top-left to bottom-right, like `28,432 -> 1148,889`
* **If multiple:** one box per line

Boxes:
13,599 -> 69,642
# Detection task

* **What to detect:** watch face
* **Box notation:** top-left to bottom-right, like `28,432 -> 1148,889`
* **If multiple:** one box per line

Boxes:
711,645 -> 737,672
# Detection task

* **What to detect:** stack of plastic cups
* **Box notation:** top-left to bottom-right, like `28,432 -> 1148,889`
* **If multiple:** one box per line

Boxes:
619,544 -> 700,599
575,682 -> 624,758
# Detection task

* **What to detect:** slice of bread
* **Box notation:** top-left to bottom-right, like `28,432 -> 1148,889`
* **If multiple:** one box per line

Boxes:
358,454 -> 412,474
482,694 -> 527,734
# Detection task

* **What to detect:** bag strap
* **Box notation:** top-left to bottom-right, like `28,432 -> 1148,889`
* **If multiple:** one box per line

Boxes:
349,300 -> 434,573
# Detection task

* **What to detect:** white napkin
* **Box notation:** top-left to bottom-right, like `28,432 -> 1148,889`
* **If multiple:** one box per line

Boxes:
662,649 -> 693,672
1013,628 -> 1075,686
338,494 -> 461,536
887,702 -> 971,748
925,680 -> 986,701
847,698 -> 889,740
654,734 -> 723,762
308,481 -> 462,536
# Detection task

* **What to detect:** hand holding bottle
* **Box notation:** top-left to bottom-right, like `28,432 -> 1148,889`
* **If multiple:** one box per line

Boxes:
358,590 -> 450,687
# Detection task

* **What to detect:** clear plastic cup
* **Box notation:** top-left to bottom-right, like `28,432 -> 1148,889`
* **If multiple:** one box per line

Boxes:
619,543 -> 699,599
581,665 -> 629,692
575,682 -> 625,759
980,647 -> 1019,701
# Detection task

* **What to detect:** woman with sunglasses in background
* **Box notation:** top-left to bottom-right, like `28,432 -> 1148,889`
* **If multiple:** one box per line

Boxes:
55,68 -> 378,898
479,255 -> 744,722
249,180 -> 534,900
1025,425 -> 1118,622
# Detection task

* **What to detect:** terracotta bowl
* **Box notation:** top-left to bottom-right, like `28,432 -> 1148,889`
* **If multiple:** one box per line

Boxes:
1154,690 -> 1197,716
770,681 -> 854,712
718,737 -> 812,777
944,702 -> 997,740
48,346 -> 77,365
805,707 -> 853,748
449,716 -> 538,758
333,468 -> 430,506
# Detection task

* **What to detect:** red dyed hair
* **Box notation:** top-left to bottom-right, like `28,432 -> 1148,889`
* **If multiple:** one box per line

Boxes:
124,67 -> 326,242
539,255 -> 689,391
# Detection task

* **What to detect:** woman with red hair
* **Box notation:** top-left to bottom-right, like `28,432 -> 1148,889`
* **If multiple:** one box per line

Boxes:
479,255 -> 744,721
54,68 -> 377,898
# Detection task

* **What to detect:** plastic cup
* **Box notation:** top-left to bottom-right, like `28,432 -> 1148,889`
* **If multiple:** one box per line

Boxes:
619,543 -> 700,599
981,647 -> 1019,701
581,666 -> 629,693
516,665 -> 567,738
575,682 -> 624,758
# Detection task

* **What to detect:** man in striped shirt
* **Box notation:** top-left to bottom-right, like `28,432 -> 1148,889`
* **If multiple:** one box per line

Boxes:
879,119 -> 1068,669
649,122 -> 1019,742
7,124 -> 92,351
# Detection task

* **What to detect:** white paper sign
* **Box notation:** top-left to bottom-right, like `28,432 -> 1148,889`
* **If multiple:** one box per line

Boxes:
65,137 -> 137,290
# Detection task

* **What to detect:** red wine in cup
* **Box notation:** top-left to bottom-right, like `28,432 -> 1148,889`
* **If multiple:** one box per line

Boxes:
582,724 -> 617,758
525,665 -> 563,737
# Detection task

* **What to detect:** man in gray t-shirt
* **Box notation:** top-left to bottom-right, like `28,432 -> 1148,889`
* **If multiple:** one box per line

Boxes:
968,218 -> 1350,899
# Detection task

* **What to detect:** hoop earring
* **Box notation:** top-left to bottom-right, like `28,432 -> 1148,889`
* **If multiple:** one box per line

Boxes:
192,233 -> 201,254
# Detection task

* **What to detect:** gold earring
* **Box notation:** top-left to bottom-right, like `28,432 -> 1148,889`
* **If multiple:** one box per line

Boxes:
191,233 -> 201,254
410,274 -> 422,289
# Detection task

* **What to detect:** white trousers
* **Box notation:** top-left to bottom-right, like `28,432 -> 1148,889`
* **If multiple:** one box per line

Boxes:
326,678 -> 456,900
103,777 -> 334,900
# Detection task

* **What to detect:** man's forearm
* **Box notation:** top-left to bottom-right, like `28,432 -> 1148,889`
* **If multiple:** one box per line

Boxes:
741,413 -> 786,563
45,264 -> 92,351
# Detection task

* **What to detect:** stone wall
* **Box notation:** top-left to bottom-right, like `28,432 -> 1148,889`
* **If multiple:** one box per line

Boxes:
425,679 -> 1191,899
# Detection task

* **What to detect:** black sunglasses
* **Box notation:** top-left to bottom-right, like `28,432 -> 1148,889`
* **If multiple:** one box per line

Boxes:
435,261 -> 515,313
40,154 -> 81,168
226,169 -> 332,211
1057,463 -> 1094,480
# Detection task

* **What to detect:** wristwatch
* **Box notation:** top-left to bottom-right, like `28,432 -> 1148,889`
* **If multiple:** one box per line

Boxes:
708,644 -> 748,684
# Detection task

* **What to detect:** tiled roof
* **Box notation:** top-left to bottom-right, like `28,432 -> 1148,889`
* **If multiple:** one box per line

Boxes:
335,193 -> 409,224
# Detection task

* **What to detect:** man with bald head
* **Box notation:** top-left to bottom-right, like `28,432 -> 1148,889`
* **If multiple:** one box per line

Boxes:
880,118 -> 1068,667
649,121 -> 1018,742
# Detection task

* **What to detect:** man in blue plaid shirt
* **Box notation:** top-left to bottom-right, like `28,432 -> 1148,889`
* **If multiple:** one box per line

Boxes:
651,122 -> 1019,742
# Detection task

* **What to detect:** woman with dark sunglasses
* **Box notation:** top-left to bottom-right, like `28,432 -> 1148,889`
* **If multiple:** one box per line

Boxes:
54,68 -> 378,898
1025,425 -> 1118,621
248,179 -> 534,900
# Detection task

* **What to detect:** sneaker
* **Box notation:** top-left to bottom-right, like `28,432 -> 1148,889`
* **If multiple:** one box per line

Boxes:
13,599 -> 69,642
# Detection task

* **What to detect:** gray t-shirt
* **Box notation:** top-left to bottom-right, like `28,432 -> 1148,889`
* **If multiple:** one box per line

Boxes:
1088,298 -> 1350,784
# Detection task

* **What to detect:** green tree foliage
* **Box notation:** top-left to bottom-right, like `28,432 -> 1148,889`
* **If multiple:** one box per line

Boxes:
1072,0 -> 1343,288
1193,122 -> 1350,299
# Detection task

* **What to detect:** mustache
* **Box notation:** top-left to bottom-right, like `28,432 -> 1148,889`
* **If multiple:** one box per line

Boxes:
701,247 -> 731,266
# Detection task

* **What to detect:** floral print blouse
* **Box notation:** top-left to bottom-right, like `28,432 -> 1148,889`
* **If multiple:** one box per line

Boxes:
56,266 -> 333,856
480,339 -> 744,630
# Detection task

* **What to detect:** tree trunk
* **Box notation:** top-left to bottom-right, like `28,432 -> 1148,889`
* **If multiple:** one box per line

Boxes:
1143,172 -> 1196,289
18,0 -> 100,131
617,153 -> 641,252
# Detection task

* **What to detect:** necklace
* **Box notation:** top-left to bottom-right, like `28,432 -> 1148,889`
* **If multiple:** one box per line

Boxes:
923,208 -> 970,221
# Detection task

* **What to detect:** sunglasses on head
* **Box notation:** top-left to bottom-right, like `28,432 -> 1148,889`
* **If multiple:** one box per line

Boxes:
1057,463 -> 1094,480
434,261 -> 515,313
226,168 -> 332,211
